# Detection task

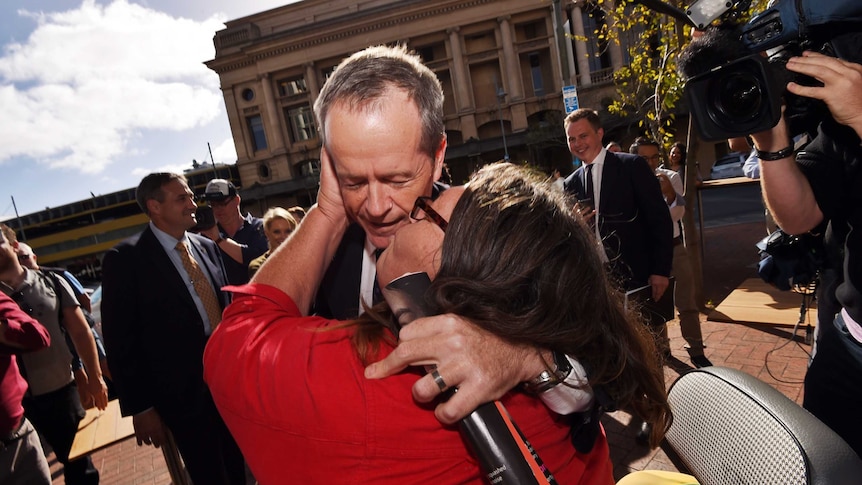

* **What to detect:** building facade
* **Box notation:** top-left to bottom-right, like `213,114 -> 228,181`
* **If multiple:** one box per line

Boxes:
206,0 -> 629,200
11,163 -> 240,281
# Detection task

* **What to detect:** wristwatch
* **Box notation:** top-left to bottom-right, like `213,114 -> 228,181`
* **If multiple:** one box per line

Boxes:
523,350 -> 573,394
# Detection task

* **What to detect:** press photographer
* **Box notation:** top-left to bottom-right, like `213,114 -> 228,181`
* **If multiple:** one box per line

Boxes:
679,0 -> 862,457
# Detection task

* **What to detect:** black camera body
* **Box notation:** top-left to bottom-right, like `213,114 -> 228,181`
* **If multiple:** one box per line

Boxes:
682,0 -> 862,141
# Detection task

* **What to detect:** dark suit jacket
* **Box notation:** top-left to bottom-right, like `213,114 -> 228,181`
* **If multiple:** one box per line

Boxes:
564,151 -> 673,288
313,223 -> 366,320
100,227 -> 229,420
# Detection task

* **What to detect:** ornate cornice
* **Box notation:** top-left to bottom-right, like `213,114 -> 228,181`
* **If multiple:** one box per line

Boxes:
210,0 -> 496,75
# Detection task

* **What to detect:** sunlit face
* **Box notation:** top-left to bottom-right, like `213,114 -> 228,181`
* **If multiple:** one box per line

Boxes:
265,218 -> 294,250
636,144 -> 662,171
209,195 -> 239,223
377,186 -> 464,326
15,246 -> 37,270
566,118 -> 605,164
149,179 -> 198,236
325,87 -> 444,249
669,146 -> 683,165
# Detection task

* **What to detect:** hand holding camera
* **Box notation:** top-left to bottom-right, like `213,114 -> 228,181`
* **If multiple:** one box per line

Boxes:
785,52 -> 862,137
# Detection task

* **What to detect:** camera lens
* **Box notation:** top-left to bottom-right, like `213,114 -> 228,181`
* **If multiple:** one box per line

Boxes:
711,71 -> 764,122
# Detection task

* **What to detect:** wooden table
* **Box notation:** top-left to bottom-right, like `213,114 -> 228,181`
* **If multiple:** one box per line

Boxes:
708,277 -> 817,329
69,399 -> 191,485
69,399 -> 134,460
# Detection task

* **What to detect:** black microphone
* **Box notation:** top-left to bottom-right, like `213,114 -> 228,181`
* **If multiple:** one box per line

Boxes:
385,273 -> 558,484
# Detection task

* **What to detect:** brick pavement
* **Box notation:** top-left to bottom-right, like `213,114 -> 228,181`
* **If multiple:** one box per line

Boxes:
47,221 -> 816,484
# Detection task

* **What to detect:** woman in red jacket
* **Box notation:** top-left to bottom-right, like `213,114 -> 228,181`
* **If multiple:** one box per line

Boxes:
204,162 -> 669,484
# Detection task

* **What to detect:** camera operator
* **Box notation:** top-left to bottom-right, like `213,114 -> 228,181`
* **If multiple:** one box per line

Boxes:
749,50 -> 862,456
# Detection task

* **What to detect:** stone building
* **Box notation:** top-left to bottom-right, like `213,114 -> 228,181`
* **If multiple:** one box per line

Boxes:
205,0 -> 629,210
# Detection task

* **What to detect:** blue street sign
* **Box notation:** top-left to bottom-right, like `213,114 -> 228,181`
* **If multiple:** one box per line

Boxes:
563,85 -> 579,114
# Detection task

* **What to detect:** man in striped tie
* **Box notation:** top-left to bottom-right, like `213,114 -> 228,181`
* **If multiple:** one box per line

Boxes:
100,172 -> 246,485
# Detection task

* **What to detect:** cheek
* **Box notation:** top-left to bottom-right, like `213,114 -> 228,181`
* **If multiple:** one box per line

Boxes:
340,191 -> 366,217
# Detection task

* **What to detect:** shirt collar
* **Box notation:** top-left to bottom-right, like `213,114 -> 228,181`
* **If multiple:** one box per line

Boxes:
150,221 -> 187,253
589,148 -> 608,167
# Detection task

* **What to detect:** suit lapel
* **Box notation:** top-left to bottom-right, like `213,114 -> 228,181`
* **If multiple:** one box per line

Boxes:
599,153 -> 621,214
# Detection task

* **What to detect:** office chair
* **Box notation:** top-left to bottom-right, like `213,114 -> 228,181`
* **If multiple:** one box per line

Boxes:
663,366 -> 862,485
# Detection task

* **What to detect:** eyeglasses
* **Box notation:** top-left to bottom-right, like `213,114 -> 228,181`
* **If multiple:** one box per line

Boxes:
410,196 -> 448,232
208,196 -> 235,208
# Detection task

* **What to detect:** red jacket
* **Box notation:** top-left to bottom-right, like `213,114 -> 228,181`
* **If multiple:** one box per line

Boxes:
204,284 -> 614,485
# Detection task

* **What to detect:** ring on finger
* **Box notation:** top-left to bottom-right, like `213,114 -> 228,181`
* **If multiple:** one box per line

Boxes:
431,369 -> 448,393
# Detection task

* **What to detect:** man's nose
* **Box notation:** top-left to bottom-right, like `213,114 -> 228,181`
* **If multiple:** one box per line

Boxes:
365,183 -> 391,217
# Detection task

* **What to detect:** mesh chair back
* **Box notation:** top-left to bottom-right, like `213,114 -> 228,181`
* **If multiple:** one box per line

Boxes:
665,366 -> 862,485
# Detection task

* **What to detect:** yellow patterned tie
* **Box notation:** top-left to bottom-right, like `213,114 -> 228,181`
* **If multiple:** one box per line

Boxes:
175,241 -> 222,330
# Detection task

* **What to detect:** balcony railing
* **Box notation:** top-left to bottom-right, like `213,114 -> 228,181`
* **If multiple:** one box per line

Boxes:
590,67 -> 616,85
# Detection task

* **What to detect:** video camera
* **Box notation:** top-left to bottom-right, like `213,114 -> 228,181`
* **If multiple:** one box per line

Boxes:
675,0 -> 862,141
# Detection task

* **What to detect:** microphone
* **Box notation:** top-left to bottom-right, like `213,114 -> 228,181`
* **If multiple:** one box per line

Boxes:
385,273 -> 557,484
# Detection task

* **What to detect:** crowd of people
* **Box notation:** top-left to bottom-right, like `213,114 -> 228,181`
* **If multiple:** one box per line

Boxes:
3,29 -> 862,485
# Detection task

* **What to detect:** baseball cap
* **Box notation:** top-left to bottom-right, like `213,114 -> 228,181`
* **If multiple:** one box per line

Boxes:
202,179 -> 238,202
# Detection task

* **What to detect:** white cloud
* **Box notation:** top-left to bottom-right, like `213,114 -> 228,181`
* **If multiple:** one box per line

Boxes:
0,0 -> 227,173
210,137 -> 237,165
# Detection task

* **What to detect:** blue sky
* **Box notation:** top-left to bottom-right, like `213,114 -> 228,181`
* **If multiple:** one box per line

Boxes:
0,0 -> 293,219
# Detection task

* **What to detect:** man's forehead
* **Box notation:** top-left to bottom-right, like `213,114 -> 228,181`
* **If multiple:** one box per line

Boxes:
334,152 -> 431,179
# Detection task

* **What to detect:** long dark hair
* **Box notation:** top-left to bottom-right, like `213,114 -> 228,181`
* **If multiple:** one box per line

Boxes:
428,162 -> 670,445
349,162 -> 670,446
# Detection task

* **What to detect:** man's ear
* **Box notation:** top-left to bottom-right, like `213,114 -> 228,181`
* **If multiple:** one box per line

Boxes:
432,134 -> 447,182
146,198 -> 160,217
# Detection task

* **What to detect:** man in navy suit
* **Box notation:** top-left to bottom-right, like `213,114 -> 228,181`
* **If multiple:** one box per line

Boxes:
563,109 -> 673,301
563,109 -> 673,445
101,173 -> 245,484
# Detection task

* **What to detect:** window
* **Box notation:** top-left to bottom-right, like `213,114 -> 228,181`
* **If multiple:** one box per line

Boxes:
247,115 -> 268,152
285,105 -> 316,143
258,163 -> 271,179
320,65 -> 338,83
581,5 -> 612,73
277,76 -> 307,97
529,53 -> 545,97
298,159 -> 320,176
415,42 -> 447,63
515,20 -> 548,42
241,88 -> 255,101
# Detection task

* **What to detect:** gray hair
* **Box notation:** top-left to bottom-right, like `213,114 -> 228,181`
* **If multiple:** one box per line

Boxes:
313,45 -> 445,158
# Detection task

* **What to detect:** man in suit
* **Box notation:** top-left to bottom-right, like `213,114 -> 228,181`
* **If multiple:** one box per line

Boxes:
257,45 -> 593,427
563,109 -> 673,445
563,109 -> 673,301
100,173 -> 245,484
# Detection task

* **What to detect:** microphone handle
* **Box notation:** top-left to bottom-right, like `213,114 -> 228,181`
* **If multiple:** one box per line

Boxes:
459,401 -> 558,485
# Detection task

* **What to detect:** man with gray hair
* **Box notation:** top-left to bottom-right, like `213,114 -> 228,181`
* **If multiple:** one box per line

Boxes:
254,45 -> 595,429
101,172 -> 244,484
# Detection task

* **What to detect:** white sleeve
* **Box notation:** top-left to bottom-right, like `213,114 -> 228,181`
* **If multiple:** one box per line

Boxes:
538,355 -> 594,414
